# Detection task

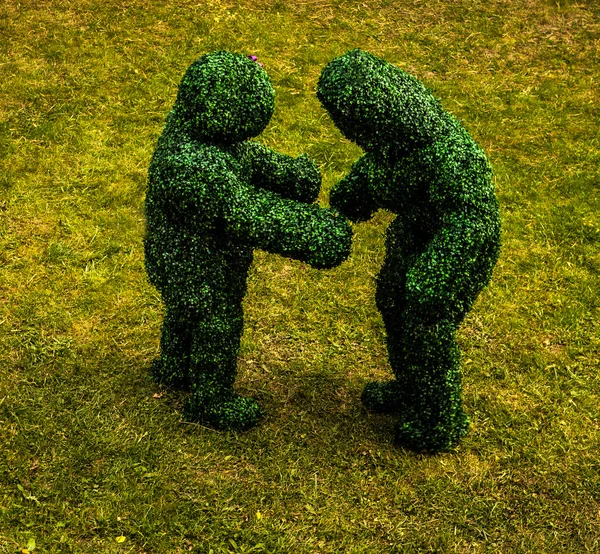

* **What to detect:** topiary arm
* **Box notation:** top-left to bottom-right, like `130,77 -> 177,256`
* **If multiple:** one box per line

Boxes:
242,141 -> 321,203
405,212 -> 488,319
329,154 -> 379,222
222,173 -> 352,269
405,144 -> 498,321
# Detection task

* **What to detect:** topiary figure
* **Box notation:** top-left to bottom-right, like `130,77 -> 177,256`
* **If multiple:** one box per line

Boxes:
145,51 -> 352,432
317,49 -> 501,452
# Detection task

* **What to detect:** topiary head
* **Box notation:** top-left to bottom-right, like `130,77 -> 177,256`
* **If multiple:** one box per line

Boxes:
175,50 -> 275,144
317,49 -> 444,152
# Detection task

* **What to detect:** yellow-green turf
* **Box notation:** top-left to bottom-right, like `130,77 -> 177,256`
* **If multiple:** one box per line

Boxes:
0,0 -> 598,552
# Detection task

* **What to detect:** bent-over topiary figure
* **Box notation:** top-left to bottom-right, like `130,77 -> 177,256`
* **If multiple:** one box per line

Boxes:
317,49 -> 501,452
145,51 -> 352,431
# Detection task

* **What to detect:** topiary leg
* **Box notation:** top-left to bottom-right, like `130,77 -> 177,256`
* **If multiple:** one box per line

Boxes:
183,306 -> 263,431
393,319 -> 469,453
151,306 -> 194,390
361,313 -> 411,414
362,244 -> 412,414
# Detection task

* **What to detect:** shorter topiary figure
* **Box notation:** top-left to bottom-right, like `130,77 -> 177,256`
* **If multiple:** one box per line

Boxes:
317,49 -> 501,452
145,51 -> 352,431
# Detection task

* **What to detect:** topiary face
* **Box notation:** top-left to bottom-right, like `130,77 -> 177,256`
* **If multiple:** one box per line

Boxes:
317,49 -> 444,152
175,50 -> 275,144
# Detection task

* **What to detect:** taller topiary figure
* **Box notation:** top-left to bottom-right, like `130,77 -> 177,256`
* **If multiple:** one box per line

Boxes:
317,49 -> 500,452
145,51 -> 352,431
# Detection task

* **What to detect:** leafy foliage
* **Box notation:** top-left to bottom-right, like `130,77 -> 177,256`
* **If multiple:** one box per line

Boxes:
145,50 -> 352,430
318,49 -> 501,452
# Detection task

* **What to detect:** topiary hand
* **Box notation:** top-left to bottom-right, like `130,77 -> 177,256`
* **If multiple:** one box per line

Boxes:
329,154 -> 378,223
292,153 -> 321,203
300,207 -> 353,269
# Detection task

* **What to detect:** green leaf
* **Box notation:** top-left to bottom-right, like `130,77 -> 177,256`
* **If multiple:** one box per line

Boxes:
27,538 -> 36,551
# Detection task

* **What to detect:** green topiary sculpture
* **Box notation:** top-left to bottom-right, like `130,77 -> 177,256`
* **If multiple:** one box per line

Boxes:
317,49 -> 501,452
145,51 -> 352,431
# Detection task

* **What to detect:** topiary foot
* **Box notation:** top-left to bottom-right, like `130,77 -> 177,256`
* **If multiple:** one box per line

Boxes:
361,380 -> 404,413
184,392 -> 263,432
150,357 -> 190,390
394,410 -> 469,453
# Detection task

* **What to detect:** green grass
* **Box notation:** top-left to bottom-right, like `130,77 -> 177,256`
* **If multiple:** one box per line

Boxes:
1,0 -> 599,552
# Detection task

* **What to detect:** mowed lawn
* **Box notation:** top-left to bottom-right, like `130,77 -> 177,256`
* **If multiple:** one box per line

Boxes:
0,0 -> 599,552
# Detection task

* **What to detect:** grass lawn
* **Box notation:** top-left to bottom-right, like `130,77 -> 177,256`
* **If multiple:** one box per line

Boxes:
0,0 -> 599,552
